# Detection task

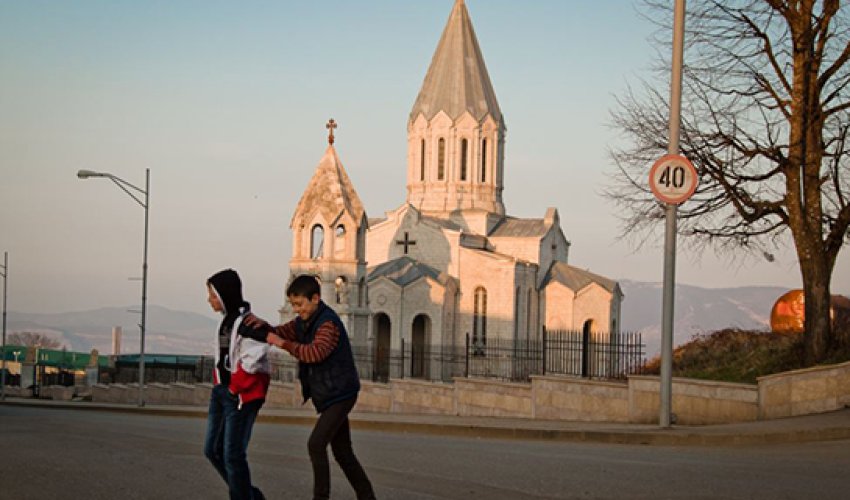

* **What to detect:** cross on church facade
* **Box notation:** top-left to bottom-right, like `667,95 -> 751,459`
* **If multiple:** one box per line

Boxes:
326,118 -> 337,145
395,232 -> 417,254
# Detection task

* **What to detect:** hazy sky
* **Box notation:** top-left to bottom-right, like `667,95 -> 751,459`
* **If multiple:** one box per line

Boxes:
1,0 -> 848,322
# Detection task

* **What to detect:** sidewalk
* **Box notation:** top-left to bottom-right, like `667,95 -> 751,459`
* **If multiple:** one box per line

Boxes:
3,396 -> 849,446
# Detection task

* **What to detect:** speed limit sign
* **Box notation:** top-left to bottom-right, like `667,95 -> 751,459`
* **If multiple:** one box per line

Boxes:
649,154 -> 698,204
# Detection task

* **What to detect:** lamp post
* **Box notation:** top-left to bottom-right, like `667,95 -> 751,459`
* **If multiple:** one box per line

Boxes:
77,168 -> 149,407
1,251 -> 7,400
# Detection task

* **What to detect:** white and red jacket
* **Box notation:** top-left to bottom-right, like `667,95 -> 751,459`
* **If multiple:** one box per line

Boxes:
213,310 -> 271,408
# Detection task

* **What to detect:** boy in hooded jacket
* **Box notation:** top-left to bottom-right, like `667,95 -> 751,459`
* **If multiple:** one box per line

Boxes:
205,269 -> 270,500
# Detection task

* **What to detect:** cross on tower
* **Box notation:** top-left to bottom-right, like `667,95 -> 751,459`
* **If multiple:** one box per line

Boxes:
395,232 -> 417,255
326,118 -> 337,145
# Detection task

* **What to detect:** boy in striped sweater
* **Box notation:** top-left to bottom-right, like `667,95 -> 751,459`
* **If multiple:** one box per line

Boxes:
244,275 -> 375,500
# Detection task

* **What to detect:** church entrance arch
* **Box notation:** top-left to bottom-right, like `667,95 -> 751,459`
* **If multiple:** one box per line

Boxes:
373,313 -> 391,383
411,314 -> 430,379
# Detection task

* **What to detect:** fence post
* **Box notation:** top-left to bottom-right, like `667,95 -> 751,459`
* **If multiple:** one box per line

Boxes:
400,338 -> 405,380
464,332 -> 469,378
542,326 -> 547,376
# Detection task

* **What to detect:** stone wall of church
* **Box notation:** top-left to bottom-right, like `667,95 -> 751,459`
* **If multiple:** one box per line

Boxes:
488,235 -> 542,265
512,263 -> 539,343
574,284 -> 615,336
456,250 -> 520,343
541,281 -> 576,331
366,213 -> 455,275
368,278 -> 449,352
538,228 -> 570,270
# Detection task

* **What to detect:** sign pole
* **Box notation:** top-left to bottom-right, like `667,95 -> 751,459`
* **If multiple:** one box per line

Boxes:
1,252 -> 7,401
660,0 -> 687,428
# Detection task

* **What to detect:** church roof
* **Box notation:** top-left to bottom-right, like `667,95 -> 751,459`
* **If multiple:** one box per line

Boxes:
488,217 -> 548,238
368,256 -> 448,287
291,145 -> 365,227
409,0 -> 502,123
544,262 -> 619,294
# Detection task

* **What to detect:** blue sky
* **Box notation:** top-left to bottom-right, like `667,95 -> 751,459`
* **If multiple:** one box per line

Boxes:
1,0 -> 847,321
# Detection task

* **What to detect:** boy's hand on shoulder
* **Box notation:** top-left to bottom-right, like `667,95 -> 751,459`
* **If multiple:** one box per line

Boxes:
237,317 -> 270,342
243,313 -> 270,330
266,333 -> 286,349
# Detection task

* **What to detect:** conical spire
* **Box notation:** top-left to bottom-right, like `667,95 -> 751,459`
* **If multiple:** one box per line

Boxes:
409,0 -> 501,123
291,132 -> 365,228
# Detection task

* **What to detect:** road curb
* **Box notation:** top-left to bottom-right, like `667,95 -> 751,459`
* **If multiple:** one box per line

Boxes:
4,399 -> 850,447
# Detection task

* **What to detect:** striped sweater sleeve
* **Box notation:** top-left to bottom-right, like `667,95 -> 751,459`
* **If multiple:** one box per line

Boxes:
272,320 -> 298,341
278,320 -> 339,364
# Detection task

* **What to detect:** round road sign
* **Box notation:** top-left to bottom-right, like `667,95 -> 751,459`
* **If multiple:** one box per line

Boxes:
649,154 -> 698,205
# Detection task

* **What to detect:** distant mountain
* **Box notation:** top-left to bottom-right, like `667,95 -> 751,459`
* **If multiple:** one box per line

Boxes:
619,280 -> 788,358
6,281 -> 790,358
6,305 -> 218,355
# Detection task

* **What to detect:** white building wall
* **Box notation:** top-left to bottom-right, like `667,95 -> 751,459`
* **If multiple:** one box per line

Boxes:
542,281 -> 576,331
456,249 -> 518,343
574,284 -> 615,338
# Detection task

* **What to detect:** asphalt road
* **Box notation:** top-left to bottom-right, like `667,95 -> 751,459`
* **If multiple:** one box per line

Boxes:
1,405 -> 849,499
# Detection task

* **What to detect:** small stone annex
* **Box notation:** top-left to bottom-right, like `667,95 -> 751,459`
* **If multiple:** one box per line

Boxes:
280,0 -> 623,382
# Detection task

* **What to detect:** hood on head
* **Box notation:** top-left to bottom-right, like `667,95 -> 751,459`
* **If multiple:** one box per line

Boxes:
207,269 -> 247,315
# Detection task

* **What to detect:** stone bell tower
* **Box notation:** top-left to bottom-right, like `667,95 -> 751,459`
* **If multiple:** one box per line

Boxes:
406,0 -> 506,223
283,119 -> 371,344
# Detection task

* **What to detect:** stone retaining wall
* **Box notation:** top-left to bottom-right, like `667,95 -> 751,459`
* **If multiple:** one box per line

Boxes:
629,376 -> 758,425
391,379 -> 455,415
758,360 -> 850,419
358,382 -> 392,413
455,378 -> 532,418
532,376 -> 629,422
145,383 -> 171,404
76,360 -> 849,425
266,381 -> 298,408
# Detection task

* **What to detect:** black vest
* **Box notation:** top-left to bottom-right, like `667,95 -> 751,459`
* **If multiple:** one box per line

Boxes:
296,301 -> 360,412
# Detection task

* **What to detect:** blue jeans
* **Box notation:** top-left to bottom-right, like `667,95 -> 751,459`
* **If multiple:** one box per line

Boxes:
204,384 -> 264,500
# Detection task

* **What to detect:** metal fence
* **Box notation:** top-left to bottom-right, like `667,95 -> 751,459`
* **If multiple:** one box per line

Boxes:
462,329 -> 645,382
98,329 -> 644,385
347,329 -> 645,383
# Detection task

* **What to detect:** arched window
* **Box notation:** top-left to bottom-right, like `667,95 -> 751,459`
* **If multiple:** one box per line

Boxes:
438,138 -> 445,180
420,139 -> 426,181
334,276 -> 347,304
460,138 -> 468,181
310,224 -> 324,260
473,286 -> 487,353
334,224 -> 346,256
481,138 -> 487,182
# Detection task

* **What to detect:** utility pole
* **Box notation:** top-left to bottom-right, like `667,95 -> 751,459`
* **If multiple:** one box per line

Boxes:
1,252 -> 8,400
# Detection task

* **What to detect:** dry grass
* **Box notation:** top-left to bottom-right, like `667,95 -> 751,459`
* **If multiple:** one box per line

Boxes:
644,322 -> 850,384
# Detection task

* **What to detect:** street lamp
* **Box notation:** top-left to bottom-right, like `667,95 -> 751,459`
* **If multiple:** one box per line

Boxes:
1,251 -> 8,400
77,168 -> 149,407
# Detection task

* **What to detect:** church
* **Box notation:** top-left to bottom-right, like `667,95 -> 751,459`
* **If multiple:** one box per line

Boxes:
281,0 -> 623,381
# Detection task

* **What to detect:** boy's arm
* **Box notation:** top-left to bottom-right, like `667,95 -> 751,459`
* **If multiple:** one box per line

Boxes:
270,320 -> 297,342
277,320 -> 339,364
240,314 -> 297,343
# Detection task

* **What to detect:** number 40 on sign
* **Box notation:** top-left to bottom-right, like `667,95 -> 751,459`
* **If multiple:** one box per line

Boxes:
649,154 -> 698,205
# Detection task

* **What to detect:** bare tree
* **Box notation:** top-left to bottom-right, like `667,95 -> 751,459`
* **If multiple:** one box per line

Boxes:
7,332 -> 64,349
606,0 -> 850,364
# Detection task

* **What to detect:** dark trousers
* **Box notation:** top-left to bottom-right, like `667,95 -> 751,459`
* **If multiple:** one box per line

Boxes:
308,396 -> 376,500
204,384 -> 264,500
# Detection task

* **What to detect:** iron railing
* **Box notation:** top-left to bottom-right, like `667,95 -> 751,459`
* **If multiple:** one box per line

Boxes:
98,328 -> 645,385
